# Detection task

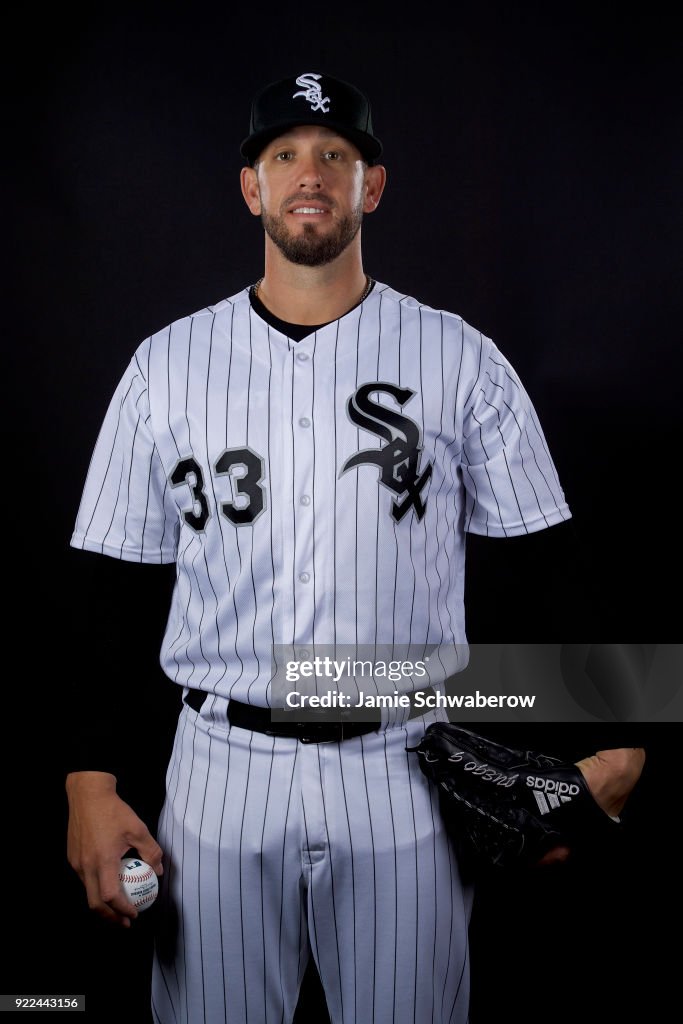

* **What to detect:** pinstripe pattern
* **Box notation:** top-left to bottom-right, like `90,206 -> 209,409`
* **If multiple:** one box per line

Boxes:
72,281 -> 570,1024
152,704 -> 471,1024
71,284 -> 570,706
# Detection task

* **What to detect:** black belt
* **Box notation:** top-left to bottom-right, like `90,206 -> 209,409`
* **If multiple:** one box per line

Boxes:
183,688 -> 434,742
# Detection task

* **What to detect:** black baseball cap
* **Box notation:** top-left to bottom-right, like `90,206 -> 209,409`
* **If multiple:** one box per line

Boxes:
240,71 -> 383,165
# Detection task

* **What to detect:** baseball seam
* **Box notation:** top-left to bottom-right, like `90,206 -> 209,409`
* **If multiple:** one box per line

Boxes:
120,868 -> 155,883
130,892 -> 158,907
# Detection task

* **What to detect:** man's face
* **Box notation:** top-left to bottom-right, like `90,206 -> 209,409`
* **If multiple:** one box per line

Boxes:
241,125 -> 384,266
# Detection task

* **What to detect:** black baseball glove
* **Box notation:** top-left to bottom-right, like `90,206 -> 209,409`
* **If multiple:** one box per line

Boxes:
409,723 -> 622,876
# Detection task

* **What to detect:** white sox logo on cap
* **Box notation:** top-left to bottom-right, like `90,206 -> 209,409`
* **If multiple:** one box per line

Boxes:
292,73 -> 330,112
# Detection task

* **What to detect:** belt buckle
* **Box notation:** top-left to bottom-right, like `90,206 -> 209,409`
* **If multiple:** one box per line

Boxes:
297,720 -> 342,743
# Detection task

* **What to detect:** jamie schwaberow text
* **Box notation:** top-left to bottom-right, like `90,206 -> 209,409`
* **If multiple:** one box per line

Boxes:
284,689 -> 537,709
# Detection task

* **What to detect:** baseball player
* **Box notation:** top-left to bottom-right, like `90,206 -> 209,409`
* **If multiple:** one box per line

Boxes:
65,71 -> 646,1024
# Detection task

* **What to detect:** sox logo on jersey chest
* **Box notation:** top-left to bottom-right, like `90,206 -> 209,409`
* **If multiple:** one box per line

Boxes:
169,381 -> 433,531
340,382 -> 433,522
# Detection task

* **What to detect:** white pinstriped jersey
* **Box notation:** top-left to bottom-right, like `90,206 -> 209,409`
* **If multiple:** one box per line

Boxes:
71,282 -> 571,704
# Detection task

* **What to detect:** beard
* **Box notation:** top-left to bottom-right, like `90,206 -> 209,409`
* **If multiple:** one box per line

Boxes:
261,201 -> 364,267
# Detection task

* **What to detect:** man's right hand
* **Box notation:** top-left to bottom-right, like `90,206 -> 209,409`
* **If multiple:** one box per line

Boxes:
66,771 -> 164,928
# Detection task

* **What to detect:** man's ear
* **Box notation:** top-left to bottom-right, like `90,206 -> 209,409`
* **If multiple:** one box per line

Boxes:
240,166 -> 262,216
363,164 -> 387,214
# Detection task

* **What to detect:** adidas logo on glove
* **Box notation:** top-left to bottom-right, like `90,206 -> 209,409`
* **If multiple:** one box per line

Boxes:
525,775 -> 581,799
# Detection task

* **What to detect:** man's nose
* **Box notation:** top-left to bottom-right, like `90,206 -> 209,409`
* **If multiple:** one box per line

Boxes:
297,155 -> 324,189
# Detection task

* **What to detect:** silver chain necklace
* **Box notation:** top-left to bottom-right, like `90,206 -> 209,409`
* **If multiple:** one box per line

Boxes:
252,275 -> 373,307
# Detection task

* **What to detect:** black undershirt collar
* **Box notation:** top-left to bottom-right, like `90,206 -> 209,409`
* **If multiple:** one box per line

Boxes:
248,279 -> 375,341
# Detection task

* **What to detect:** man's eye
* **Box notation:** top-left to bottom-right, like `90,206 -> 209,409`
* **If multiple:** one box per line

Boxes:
324,151 -> 342,160
274,152 -> 293,161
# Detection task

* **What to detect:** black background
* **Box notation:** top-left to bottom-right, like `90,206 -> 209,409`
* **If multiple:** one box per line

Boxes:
5,3 -> 681,1022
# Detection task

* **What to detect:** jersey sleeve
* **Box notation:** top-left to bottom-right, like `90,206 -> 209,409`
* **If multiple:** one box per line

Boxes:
70,348 -> 179,563
461,339 -> 571,537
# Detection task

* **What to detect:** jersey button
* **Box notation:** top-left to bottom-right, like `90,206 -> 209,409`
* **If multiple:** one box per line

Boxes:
296,351 -> 309,362
298,417 -> 311,428
298,649 -> 310,660
298,572 -> 311,583
300,494 -> 311,506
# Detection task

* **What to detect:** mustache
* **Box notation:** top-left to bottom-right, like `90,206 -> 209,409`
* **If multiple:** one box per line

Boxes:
282,193 -> 335,210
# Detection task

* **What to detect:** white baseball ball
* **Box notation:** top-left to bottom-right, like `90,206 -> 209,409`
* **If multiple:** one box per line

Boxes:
119,857 -> 159,912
